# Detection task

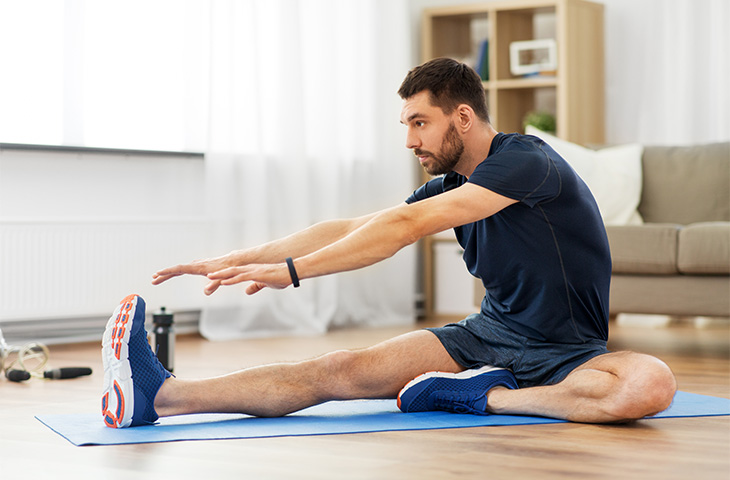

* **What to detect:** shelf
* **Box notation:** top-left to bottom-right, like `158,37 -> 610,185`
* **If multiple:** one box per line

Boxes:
486,76 -> 558,90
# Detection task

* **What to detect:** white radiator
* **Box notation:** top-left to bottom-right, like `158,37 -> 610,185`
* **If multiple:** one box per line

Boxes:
0,147 -> 212,343
0,221 -> 210,342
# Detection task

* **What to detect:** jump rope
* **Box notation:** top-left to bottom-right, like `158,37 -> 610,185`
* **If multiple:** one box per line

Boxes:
0,326 -> 92,382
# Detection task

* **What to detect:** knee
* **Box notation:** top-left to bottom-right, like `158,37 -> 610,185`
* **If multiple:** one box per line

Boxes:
635,358 -> 676,417
315,348 -> 399,400
610,355 -> 677,420
312,349 -> 364,399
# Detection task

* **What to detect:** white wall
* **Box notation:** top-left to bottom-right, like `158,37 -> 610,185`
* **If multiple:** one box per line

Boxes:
0,149 -> 205,220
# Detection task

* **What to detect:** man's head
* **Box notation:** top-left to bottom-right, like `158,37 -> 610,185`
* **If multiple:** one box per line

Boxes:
398,58 -> 489,176
398,57 -> 490,124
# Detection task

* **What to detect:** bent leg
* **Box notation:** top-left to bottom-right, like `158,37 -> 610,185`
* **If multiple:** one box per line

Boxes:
154,330 -> 463,418
486,351 -> 677,423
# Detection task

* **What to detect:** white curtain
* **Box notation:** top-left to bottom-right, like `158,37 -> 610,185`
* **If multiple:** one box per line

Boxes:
603,0 -> 730,145
198,0 -> 417,339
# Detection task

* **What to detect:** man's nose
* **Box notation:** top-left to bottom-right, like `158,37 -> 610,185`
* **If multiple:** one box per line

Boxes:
405,129 -> 420,150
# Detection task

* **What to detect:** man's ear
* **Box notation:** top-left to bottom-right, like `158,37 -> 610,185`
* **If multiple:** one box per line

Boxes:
456,104 -> 475,132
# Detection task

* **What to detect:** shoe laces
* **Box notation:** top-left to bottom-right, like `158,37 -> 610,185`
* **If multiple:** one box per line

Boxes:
432,391 -> 488,415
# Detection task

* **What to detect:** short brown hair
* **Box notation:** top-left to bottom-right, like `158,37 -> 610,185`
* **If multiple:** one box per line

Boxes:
398,57 -> 490,123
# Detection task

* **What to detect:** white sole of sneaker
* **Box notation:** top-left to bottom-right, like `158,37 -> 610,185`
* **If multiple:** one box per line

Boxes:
101,295 -> 138,428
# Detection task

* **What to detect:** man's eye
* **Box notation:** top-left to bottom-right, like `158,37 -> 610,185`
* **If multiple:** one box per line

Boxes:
415,121 -> 425,127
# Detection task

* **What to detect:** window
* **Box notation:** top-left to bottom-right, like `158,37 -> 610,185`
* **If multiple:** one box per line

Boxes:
0,0 -> 207,152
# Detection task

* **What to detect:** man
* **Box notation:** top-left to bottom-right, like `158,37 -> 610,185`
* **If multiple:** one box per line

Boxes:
101,58 -> 676,429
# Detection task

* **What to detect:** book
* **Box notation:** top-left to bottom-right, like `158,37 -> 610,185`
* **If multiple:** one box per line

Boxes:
475,39 -> 489,81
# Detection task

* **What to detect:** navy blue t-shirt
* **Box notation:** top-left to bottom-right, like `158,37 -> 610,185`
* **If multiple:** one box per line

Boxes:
406,133 -> 611,344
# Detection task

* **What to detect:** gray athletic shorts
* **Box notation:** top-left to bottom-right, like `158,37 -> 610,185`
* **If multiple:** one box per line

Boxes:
428,313 -> 609,388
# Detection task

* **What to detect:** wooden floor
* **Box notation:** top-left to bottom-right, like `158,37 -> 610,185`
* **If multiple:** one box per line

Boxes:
1,318 -> 728,479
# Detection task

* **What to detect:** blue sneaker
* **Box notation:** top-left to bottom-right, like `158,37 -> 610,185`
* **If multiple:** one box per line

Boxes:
397,366 -> 518,415
101,294 -> 172,428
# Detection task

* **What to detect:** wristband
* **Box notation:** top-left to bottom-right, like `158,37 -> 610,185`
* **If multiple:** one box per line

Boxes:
285,257 -> 300,288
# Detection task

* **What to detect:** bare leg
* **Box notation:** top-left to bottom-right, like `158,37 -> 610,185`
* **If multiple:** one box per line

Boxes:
485,351 -> 677,423
153,330 -> 463,418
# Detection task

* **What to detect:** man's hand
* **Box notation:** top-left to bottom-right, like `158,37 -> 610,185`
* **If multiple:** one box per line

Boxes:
152,254 -> 293,296
206,263 -> 292,295
152,255 -> 234,294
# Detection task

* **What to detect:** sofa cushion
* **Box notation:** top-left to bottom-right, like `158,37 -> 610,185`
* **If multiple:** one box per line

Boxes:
606,224 -> 680,274
678,222 -> 730,274
526,126 -> 643,225
639,142 -> 730,224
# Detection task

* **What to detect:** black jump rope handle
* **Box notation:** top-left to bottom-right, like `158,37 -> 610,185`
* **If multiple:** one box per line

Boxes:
6,370 -> 31,382
6,367 -> 93,382
43,367 -> 93,379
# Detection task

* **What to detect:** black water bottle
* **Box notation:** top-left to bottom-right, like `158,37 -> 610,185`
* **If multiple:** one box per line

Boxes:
152,306 -> 175,373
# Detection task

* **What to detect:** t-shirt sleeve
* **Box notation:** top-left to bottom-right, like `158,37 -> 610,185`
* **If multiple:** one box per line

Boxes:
405,177 -> 446,204
467,145 -> 561,208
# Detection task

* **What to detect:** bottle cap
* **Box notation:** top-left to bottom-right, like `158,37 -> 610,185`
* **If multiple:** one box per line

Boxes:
153,306 -> 174,326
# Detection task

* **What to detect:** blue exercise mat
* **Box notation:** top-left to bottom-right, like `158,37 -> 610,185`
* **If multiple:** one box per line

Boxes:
36,391 -> 730,447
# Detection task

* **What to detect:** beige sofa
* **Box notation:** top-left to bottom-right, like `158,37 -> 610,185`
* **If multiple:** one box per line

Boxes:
606,142 -> 730,318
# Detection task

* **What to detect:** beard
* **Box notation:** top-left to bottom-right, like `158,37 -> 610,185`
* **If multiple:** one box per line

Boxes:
415,122 -> 465,176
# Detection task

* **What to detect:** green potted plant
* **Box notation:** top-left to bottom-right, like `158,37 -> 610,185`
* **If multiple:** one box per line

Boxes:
522,111 -> 556,134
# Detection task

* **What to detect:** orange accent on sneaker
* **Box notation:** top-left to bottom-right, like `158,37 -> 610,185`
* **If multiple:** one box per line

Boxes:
111,295 -> 136,360
101,380 -> 126,428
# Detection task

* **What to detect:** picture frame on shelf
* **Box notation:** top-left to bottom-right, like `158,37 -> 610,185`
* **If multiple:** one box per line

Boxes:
509,39 -> 557,76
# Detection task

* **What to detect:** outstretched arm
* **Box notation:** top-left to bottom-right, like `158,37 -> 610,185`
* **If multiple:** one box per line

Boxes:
151,213 -> 377,294
207,183 -> 517,295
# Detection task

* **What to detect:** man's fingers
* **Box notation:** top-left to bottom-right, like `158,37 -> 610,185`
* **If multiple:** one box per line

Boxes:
204,279 -> 222,296
207,266 -> 243,280
219,273 -> 250,286
153,260 -> 239,294
246,282 -> 267,295
152,263 -> 208,284
206,265 -> 286,293
151,272 -> 180,285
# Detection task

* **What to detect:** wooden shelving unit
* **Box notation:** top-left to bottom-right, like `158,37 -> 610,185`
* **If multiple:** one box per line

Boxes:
419,0 -> 605,320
